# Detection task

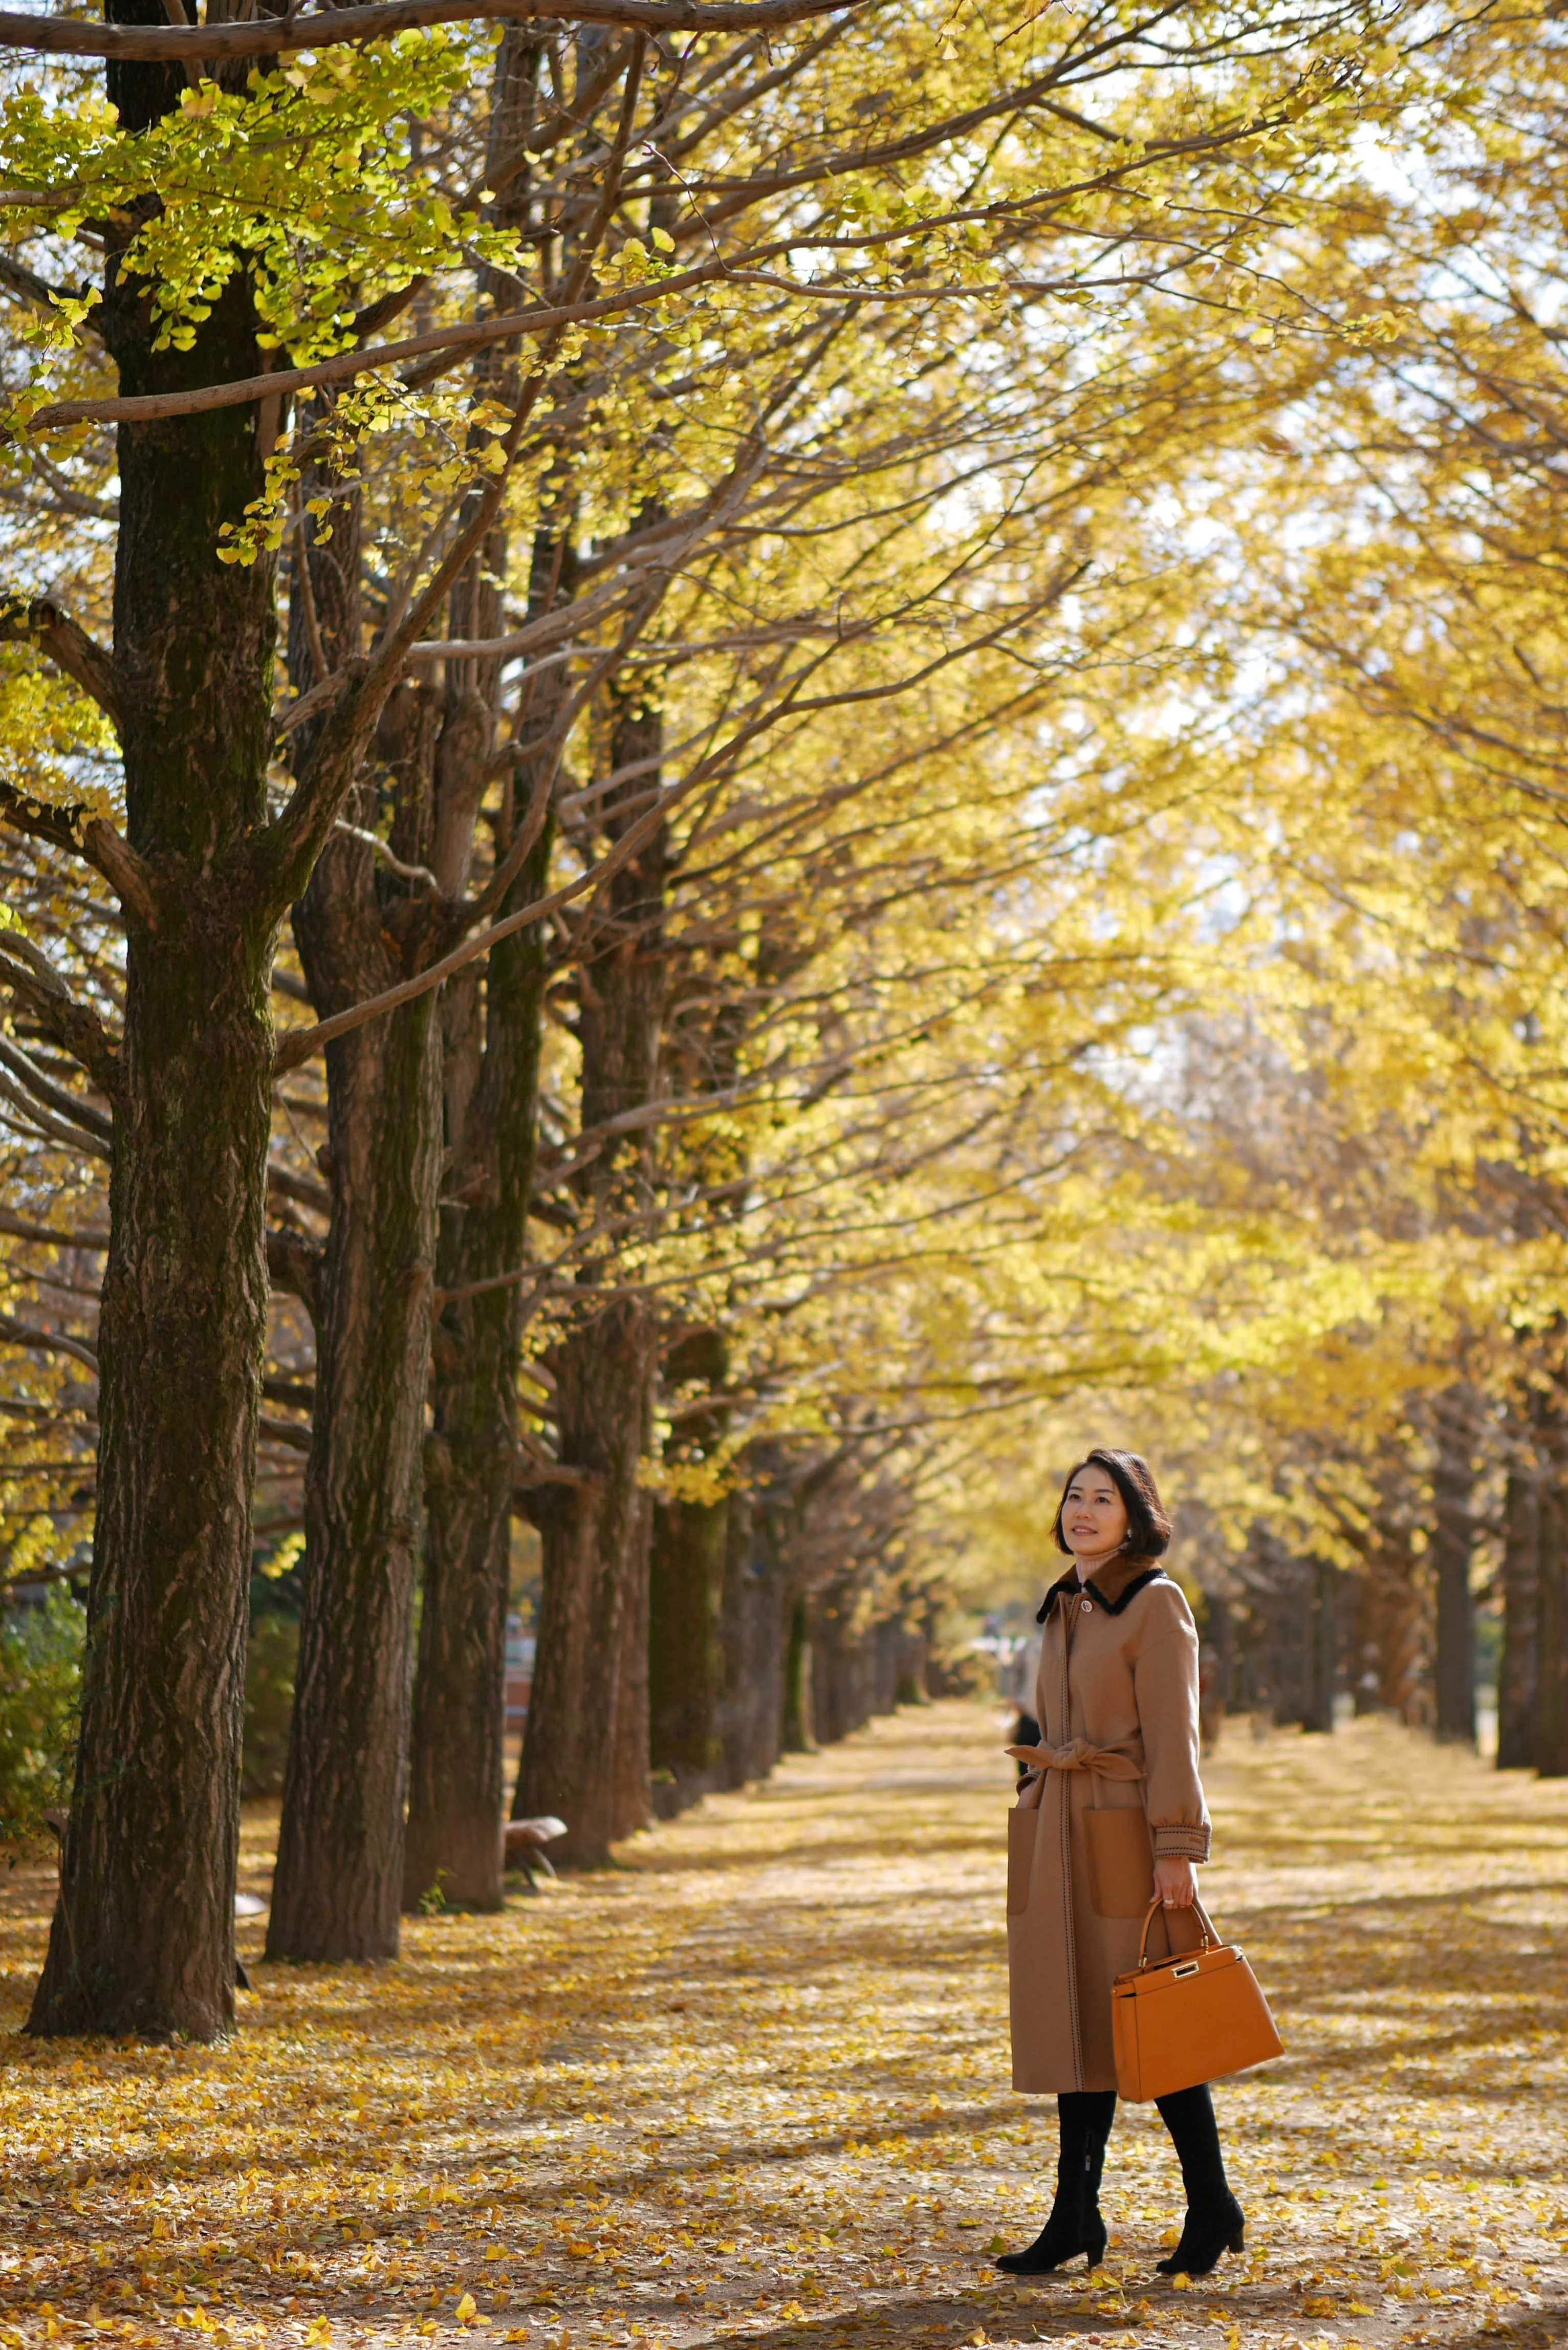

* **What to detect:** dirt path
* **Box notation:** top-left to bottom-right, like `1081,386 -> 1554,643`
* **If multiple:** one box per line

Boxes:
0,1702 -> 1564,2350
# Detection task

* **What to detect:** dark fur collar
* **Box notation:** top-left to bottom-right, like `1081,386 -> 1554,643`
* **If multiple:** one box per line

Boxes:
1036,1557 -> 1167,1624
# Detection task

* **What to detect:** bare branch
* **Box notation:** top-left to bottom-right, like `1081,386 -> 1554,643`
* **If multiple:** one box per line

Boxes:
0,0 -> 859,62
273,780 -> 673,1073
0,1314 -> 98,1375
334,820 -> 440,890
80,819 -> 160,928
0,253 -> 97,328
268,1160 -> 331,1216
0,1207 -> 109,1250
0,1031 -> 112,1141
26,266 -> 720,431
0,592 -> 121,737
256,39 -> 647,918
0,780 -> 161,928
0,1060 -> 110,1160
260,1413 -> 312,1454
0,933 -> 120,1092
24,221 -> 974,434
0,603 -> 165,924
267,1227 -> 323,1323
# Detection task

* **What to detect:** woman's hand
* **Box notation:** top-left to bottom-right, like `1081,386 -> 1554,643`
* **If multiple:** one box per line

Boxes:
1155,1856 -> 1197,1909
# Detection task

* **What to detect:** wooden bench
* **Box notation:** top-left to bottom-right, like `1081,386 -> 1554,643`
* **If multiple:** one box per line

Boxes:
504,1815 -> 567,1890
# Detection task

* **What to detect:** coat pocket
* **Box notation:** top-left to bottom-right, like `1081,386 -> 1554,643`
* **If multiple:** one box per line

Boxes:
1007,1805 -> 1037,1914
1084,1807 -> 1154,1917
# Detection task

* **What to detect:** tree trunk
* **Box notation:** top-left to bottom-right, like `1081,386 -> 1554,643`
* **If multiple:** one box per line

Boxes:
1197,1594 -> 1233,1749
613,1437 -> 655,1841
515,1299 -> 656,1863
600,676 -> 666,1846
649,1493 -> 727,1800
262,417 -> 448,1960
402,830 -> 552,1909
1496,1440 -> 1539,1770
1537,1391 -> 1568,1777
648,1333 -> 731,1805
28,141 -> 277,2034
716,1485 -> 790,1783
266,885 -> 442,1957
402,491 -> 568,1909
1300,1557 -> 1338,1734
812,1585 -> 865,1743
1270,1549 -> 1333,1731
782,1592 -> 814,1752
513,657 -> 666,1864
1431,1383 -> 1478,1746
1354,1534 -> 1424,1722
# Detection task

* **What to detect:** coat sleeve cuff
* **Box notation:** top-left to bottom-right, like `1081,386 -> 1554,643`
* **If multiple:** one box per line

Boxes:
1151,1821 -> 1212,1861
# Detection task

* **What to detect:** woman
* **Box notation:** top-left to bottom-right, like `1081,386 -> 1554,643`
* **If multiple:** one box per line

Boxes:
997,1448 -> 1245,2280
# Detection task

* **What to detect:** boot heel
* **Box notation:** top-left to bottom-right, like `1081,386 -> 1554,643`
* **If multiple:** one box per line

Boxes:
1154,2195 -> 1246,2278
996,2211 -> 1107,2276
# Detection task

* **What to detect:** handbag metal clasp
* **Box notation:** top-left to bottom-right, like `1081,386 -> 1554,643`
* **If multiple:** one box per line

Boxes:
1171,1959 -> 1201,1979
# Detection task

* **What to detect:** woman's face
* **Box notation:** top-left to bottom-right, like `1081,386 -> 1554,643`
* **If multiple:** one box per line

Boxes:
1061,1465 -> 1130,1562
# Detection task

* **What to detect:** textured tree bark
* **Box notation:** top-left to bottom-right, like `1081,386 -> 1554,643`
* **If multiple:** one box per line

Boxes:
266,871 -> 442,1958
514,663 -> 666,1864
515,1298 -> 656,1863
1496,1433 -> 1539,1770
403,821 -> 552,1910
1537,1388 -> 1568,1778
716,1486 -> 790,1783
400,39 -> 568,1902
27,40 -> 278,2036
1430,1383 -> 1478,1746
402,444 -> 566,1909
599,677 -> 666,1848
649,1494 -> 728,1796
266,472 -> 446,1960
612,1431 -> 655,1841
646,949 -> 755,1802
648,1333 -> 730,1804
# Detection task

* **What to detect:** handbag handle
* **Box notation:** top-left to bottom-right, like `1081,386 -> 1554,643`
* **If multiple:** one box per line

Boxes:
1136,1891 -> 1221,1970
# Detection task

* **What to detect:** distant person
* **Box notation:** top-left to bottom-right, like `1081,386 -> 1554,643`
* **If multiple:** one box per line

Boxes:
1009,1627 -> 1042,1773
995,1448 -> 1244,2280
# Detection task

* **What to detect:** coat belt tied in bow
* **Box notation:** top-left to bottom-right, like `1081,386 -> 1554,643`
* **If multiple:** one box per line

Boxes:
1004,1737 -> 1144,1780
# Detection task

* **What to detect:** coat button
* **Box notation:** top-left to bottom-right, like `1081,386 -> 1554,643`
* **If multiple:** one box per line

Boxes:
1081,1598 -> 1093,1613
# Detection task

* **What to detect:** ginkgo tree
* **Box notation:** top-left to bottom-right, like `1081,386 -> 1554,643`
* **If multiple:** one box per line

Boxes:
0,0 -> 1418,2040
1144,0 -> 1568,1769
0,0 -> 848,2039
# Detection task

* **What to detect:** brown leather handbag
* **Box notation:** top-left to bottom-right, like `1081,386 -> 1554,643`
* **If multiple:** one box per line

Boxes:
1111,1896 -> 1283,2101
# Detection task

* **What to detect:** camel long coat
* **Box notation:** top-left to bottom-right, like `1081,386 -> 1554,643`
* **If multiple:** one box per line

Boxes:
1007,1556 -> 1211,2094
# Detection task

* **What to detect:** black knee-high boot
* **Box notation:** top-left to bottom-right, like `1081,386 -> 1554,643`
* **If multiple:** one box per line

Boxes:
996,2091 -> 1116,2275
1153,2084 -> 1245,2276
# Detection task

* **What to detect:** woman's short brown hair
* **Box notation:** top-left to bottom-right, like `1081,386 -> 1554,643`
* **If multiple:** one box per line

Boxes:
1050,1447 -> 1172,1559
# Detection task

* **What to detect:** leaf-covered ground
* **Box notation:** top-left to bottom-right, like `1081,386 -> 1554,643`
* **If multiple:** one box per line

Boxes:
1,1702 -> 1564,2350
